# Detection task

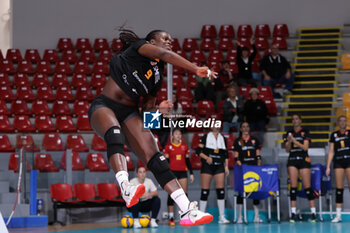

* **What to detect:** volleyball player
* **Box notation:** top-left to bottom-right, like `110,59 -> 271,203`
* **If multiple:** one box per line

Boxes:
196,127 -> 230,224
326,115 -> 350,222
233,122 -> 263,223
88,28 -> 217,226
164,128 -> 194,226
284,114 -> 316,222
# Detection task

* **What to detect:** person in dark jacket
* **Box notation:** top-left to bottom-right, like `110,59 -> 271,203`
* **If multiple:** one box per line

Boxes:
243,88 -> 269,142
222,85 -> 244,133
260,44 -> 294,98
236,38 -> 257,86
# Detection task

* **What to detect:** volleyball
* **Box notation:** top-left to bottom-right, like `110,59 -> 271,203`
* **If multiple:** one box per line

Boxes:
121,215 -> 133,228
139,214 -> 151,227
243,172 -> 262,192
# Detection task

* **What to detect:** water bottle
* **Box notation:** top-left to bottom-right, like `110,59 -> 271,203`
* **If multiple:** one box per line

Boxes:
37,198 -> 43,215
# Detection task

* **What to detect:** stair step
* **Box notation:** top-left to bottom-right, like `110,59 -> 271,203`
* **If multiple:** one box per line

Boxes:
292,62 -> 340,66
295,58 -> 339,63
286,94 -> 337,98
293,64 -> 338,69
292,87 -> 338,91
296,44 -> 342,48
293,81 -> 338,84
297,27 -> 343,32
299,35 -> 342,40
277,131 -> 332,134
295,74 -> 339,77
283,101 -> 337,105
298,32 -> 342,36
283,107 -> 335,112
297,46 -> 341,51
293,83 -> 335,89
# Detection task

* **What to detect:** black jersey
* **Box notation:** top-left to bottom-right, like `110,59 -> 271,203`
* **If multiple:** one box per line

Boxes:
329,130 -> 350,160
199,134 -> 228,166
109,40 -> 164,101
233,136 -> 261,165
283,128 -> 311,158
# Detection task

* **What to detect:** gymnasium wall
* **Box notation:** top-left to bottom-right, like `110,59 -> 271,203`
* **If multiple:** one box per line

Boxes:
12,0 -> 350,52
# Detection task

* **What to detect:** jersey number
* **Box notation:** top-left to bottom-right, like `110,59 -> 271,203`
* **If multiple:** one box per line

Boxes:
145,69 -> 153,80
340,140 -> 345,148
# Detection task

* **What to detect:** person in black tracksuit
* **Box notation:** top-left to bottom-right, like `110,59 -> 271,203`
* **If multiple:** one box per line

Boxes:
236,38 -> 257,86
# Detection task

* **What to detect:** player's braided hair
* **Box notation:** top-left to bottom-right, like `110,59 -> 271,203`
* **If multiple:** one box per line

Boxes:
119,27 -> 166,51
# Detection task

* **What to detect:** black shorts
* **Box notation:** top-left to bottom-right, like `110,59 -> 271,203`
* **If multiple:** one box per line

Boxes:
88,94 -> 139,124
200,162 -> 225,175
172,170 -> 188,180
287,156 -> 311,169
334,158 -> 350,169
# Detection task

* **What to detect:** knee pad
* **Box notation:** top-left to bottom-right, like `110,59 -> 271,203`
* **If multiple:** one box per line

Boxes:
216,188 -> 225,200
304,188 -> 315,200
147,152 -> 176,188
167,194 -> 174,206
290,187 -> 297,201
104,126 -> 125,160
200,189 -> 210,201
336,188 -> 344,204
237,195 -> 243,204
253,200 -> 260,205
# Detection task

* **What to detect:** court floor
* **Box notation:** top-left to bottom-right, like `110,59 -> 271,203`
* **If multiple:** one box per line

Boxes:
7,222 -> 350,233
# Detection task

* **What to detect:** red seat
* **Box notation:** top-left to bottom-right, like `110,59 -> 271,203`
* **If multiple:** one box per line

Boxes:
73,100 -> 89,116
0,100 -> 9,115
9,153 -> 31,172
95,87 -> 103,96
50,183 -> 81,203
175,50 -> 187,59
34,153 -> 60,172
13,73 -> 30,88
57,38 -> 74,51
0,73 -> 11,87
14,115 -> 35,132
32,73 -> 50,88
74,183 -> 104,202
24,49 -> 41,63
252,61 -> 260,73
71,73 -> 89,88
255,37 -> 269,50
111,38 -> 123,52
66,134 -> 89,152
91,133 -> 107,151
76,38 -> 92,51
36,60 -> 54,74
237,37 -> 252,49
176,87 -> 193,102
56,115 -> 76,132
86,153 -> 110,172
31,100 -> 50,115
182,38 -> 198,51
56,86 -> 74,102
125,152 -> 135,171
99,49 -> 113,63
219,25 -> 235,38
237,24 -> 253,38
190,50 -> 206,63
255,24 -> 271,38
258,86 -> 273,99
52,73 -> 69,88
91,73 -> 106,89
61,49 -> 78,64
92,61 -> 109,74
264,99 -> 277,116
54,61 -> 73,75
239,86 -> 251,99
171,38 -> 181,51
36,86 -> 55,102
16,86 -> 35,101
222,133 -> 235,150
226,49 -> 237,61
272,37 -> 288,50
97,183 -> 123,202
0,135 -> 15,152
173,65 -> 186,75
0,50 -> 3,60
76,86 -> 94,101
43,49 -> 60,63
208,61 -> 221,72
200,38 -> 216,51
16,134 -> 40,151
201,25 -> 217,38
197,100 -> 215,117
61,151 -> 85,171
228,61 -> 239,74
187,74 -> 197,89
228,151 -> 235,169
0,59 -> 15,74
73,60 -> 91,74
217,99 -> 225,115
179,100 -> 194,115
137,160 -> 149,170
11,100 -> 30,115
156,88 -> 167,104
77,114 -> 92,131
190,152 -> 202,170
93,38 -> 110,51
52,100 -> 71,116
218,37 -> 235,51
35,115 -> 56,132
191,132 -> 207,149
0,115 -> 14,132
42,133 -> 64,151
80,49 -> 96,64
172,75 -> 185,89
17,60 -> 34,74
208,50 -> 224,63
273,24 -> 289,37
6,49 -> 22,63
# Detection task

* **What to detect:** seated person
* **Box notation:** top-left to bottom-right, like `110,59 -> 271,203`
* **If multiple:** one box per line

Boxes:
128,166 -> 160,228
222,84 -> 244,133
236,38 -> 258,87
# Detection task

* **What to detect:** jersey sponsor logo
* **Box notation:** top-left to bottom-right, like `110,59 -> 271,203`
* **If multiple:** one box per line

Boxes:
153,66 -> 160,84
145,69 -> 153,80
122,74 -> 129,85
143,110 -> 161,129
133,71 -> 148,93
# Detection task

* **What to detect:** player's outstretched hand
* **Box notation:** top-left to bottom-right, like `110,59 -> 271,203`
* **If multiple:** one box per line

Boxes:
159,99 -> 173,114
196,66 -> 218,80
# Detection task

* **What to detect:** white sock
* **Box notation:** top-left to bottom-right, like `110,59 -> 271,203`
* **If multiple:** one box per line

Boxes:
311,207 -> 316,214
253,205 -> 259,217
291,207 -> 296,214
237,204 -> 242,219
170,189 -> 190,213
169,212 -> 174,219
217,199 -> 225,217
336,208 -> 342,217
200,200 -> 207,212
115,171 -> 129,191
